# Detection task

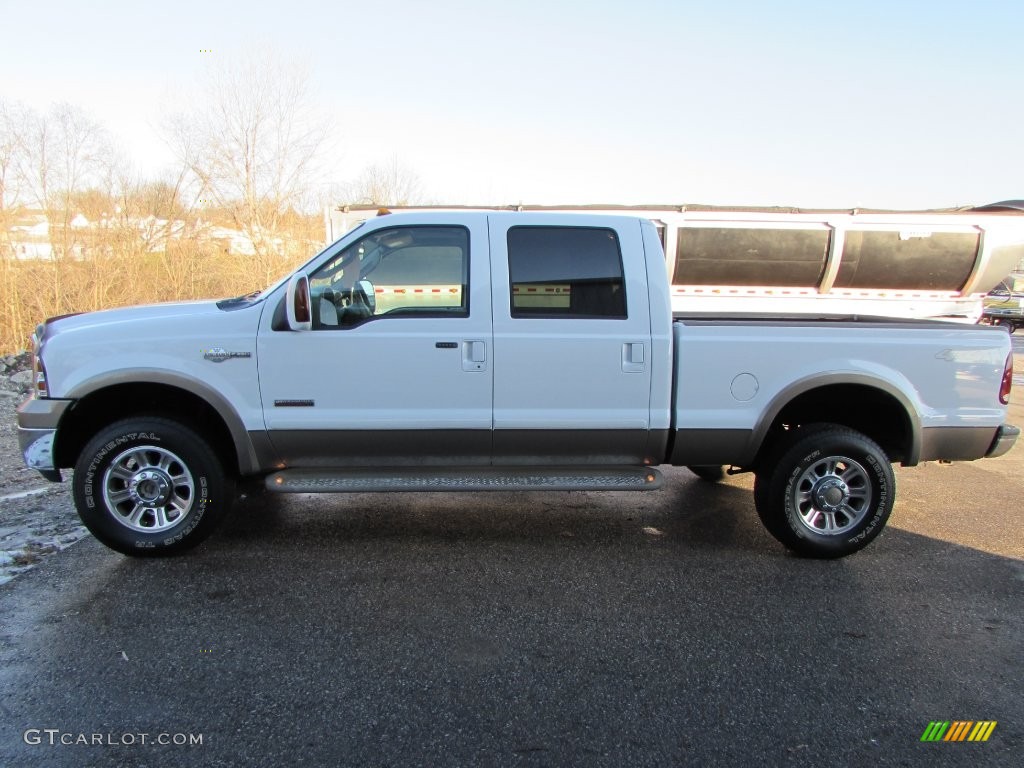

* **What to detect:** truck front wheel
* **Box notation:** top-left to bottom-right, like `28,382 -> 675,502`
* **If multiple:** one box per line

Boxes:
753,426 -> 895,558
72,417 -> 233,556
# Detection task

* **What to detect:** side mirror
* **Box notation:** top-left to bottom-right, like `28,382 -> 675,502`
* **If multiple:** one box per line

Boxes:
286,274 -> 312,331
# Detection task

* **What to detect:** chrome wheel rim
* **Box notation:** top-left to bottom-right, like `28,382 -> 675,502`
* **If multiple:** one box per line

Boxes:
791,455 -> 871,536
102,446 -> 195,533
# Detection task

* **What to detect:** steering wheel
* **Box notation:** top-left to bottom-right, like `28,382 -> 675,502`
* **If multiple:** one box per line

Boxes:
339,280 -> 374,325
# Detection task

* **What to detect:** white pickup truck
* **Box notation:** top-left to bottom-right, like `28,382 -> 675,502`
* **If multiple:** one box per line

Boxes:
16,212 -> 1019,558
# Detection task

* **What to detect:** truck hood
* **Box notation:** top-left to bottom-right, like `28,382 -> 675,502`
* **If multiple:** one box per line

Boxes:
41,301 -> 225,341
37,297 -> 266,401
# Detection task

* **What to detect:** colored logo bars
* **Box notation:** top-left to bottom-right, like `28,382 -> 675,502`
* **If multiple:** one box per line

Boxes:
920,721 -> 997,742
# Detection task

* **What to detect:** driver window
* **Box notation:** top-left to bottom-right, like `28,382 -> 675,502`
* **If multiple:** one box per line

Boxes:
308,226 -> 469,328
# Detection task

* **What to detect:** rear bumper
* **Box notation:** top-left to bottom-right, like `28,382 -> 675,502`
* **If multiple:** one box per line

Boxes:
986,424 -> 1020,459
16,397 -> 73,481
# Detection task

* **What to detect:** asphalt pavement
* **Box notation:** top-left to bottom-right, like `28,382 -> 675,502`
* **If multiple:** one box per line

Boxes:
1,440 -> 1021,767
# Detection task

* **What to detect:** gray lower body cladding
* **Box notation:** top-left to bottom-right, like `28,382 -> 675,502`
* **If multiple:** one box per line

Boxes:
667,425 -> 1012,468
258,425 -> 1012,473
261,429 -> 671,469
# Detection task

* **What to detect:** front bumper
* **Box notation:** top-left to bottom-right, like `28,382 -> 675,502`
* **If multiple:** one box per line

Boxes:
16,397 -> 73,481
986,424 -> 1020,459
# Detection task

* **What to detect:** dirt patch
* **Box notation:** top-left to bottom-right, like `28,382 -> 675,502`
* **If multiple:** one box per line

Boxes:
0,352 -> 87,586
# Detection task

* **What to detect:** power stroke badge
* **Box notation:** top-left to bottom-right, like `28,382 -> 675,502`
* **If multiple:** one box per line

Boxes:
202,348 -> 252,363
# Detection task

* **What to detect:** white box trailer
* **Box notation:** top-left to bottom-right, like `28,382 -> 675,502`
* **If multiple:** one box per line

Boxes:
326,202 -> 1024,322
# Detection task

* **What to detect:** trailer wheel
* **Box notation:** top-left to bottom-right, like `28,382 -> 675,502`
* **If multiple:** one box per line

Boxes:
72,417 -> 233,556
753,425 -> 894,558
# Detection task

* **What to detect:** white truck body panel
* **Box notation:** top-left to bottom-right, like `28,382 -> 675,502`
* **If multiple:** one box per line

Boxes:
671,321 -> 1008,436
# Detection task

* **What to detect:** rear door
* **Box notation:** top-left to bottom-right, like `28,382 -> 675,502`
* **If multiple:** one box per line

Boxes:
487,215 -> 653,464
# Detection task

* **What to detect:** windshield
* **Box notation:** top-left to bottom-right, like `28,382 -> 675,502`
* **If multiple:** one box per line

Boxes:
217,222 -> 368,309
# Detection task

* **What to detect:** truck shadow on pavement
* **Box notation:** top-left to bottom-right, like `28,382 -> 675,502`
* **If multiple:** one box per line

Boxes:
221,475 -> 772,555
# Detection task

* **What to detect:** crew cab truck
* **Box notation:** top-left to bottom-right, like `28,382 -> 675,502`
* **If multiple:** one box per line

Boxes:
17,212 -> 1019,559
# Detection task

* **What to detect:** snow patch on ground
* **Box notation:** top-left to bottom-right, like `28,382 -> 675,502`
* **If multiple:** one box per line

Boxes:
0,486 -> 52,502
0,351 -> 89,586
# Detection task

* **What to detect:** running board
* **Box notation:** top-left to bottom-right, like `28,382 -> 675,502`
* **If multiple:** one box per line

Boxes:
265,466 -> 664,493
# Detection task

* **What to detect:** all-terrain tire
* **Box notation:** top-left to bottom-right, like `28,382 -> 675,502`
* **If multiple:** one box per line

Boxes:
753,425 -> 895,558
72,417 -> 233,556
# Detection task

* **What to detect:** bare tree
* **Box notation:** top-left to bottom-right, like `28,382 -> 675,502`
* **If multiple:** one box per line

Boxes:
15,102 -> 116,256
109,168 -> 198,251
345,156 -> 425,207
0,101 -> 16,212
0,98 -> 29,257
0,99 -> 25,349
165,49 -> 329,284
3,102 -> 119,317
1,78 -> 337,353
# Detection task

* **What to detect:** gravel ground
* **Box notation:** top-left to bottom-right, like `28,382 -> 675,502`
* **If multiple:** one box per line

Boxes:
0,353 -> 87,586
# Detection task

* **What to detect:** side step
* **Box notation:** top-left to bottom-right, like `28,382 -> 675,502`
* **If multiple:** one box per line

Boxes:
265,466 -> 664,493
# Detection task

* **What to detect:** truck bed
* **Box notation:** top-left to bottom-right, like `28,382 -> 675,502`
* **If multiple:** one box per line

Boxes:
668,314 -> 1012,468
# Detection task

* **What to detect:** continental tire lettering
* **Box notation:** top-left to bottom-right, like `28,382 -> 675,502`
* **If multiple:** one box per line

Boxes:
161,476 -> 208,546
848,454 -> 887,543
785,451 -> 820,538
83,461 -> 99,508
85,437 -> 123,511
784,469 -> 807,540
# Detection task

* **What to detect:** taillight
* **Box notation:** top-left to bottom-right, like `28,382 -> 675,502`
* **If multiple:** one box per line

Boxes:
1000,353 -> 1013,405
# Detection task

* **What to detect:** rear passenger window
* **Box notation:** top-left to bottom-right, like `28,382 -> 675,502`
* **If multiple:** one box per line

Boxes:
508,227 -> 626,318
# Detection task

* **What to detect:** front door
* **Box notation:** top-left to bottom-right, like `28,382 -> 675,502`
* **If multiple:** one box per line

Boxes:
257,218 -> 493,467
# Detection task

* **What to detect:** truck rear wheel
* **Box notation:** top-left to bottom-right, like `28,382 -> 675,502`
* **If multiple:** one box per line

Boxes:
72,417 -> 233,556
753,425 -> 895,558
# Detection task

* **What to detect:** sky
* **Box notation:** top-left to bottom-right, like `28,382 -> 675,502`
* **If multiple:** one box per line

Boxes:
2,0 -> 1023,209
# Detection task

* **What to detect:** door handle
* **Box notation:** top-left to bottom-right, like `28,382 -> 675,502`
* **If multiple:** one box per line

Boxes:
621,342 -> 646,373
462,340 -> 486,372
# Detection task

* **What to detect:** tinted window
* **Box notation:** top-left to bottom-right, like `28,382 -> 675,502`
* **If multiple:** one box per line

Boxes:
508,227 -> 626,318
309,226 -> 468,328
674,227 -> 830,287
